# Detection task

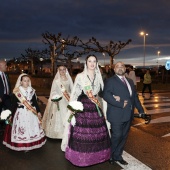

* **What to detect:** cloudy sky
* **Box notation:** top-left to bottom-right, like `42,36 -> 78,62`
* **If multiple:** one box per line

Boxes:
1,0 -> 170,66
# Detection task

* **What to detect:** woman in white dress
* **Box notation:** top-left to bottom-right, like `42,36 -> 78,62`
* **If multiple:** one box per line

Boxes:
42,66 -> 73,139
3,73 -> 46,151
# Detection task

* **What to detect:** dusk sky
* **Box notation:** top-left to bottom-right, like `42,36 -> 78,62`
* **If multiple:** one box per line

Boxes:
1,0 -> 170,66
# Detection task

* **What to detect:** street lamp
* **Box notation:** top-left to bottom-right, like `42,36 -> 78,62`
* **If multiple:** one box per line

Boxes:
102,52 -> 105,66
157,51 -> 160,73
40,57 -> 43,75
140,31 -> 148,68
61,39 -> 65,55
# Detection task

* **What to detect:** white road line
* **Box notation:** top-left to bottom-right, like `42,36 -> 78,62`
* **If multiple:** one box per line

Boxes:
162,133 -> 170,137
139,95 -> 168,98
143,99 -> 170,103
150,116 -> 170,124
144,103 -> 170,107
119,151 -> 152,170
133,122 -> 145,126
133,116 -> 170,127
147,108 -> 170,114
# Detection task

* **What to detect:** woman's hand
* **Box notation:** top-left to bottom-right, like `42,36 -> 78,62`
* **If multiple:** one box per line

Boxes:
113,95 -> 120,102
38,112 -> 42,120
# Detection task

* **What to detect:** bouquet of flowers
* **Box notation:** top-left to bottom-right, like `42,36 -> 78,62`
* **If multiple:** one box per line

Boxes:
67,101 -> 84,126
0,110 -> 12,126
51,94 -> 62,110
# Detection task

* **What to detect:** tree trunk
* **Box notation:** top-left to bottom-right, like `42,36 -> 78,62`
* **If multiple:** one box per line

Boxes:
31,59 -> 35,75
51,53 -> 54,77
110,56 -> 113,65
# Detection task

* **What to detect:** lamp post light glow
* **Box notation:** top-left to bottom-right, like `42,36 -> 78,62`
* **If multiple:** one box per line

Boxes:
140,32 -> 148,67
102,52 -> 105,66
40,57 -> 44,75
157,51 -> 160,73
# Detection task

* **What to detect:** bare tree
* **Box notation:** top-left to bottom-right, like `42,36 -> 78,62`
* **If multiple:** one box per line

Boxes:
21,48 -> 47,75
42,31 -> 132,75
42,32 -> 83,76
79,37 -> 132,65
42,32 -> 66,76
57,50 -> 88,75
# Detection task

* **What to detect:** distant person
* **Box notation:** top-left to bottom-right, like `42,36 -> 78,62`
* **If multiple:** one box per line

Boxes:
142,69 -> 152,96
104,65 -> 112,78
3,73 -> 46,151
0,60 -> 11,133
42,66 -> 73,139
126,66 -> 136,88
103,61 -> 144,165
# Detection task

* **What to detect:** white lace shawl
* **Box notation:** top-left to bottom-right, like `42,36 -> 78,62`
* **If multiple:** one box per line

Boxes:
13,73 -> 32,92
70,63 -> 104,102
19,86 -> 35,101
49,68 -> 73,100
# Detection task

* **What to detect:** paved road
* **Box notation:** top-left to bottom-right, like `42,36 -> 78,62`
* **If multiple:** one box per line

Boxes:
1,92 -> 170,170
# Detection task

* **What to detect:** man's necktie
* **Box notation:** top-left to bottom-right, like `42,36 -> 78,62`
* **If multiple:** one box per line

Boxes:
121,77 -> 131,95
121,77 -> 128,87
1,73 -> 9,94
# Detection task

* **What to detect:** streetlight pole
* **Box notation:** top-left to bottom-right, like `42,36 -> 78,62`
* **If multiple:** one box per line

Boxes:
157,51 -> 160,74
140,32 -> 148,68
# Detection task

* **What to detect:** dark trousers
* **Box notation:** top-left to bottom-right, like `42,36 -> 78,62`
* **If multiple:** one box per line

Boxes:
142,83 -> 152,94
110,121 -> 131,160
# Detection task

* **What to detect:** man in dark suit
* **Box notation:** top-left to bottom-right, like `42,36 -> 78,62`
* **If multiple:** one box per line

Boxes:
0,60 -> 11,132
103,61 -> 144,165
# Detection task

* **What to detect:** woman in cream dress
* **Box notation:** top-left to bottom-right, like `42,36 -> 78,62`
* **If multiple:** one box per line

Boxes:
42,66 -> 73,139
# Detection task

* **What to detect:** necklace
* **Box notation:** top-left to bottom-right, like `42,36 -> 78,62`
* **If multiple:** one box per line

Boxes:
87,74 -> 96,89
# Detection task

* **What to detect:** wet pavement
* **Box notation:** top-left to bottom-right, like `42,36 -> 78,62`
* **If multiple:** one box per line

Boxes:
1,91 -> 170,170
0,136 -> 122,170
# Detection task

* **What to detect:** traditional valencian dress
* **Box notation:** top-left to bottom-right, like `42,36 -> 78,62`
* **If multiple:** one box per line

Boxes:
3,76 -> 46,151
42,69 -> 73,139
61,64 -> 111,167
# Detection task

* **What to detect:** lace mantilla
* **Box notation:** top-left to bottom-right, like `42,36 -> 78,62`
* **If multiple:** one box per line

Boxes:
70,72 -> 102,102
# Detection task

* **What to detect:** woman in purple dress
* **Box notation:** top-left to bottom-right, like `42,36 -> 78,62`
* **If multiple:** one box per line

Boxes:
61,55 -> 111,167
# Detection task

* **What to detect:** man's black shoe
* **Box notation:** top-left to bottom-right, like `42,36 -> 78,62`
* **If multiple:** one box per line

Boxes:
116,159 -> 128,165
108,159 -> 115,165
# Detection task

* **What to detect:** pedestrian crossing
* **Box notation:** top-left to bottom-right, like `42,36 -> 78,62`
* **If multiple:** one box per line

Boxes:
135,93 -> 170,127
